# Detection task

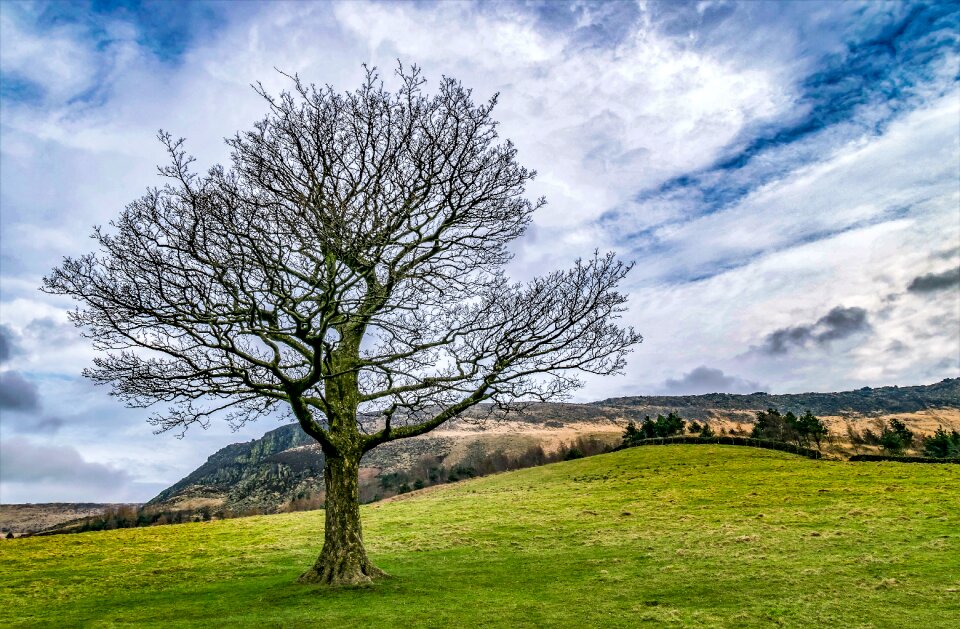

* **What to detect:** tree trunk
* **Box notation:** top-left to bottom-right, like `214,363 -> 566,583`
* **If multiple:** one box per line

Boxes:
297,453 -> 386,586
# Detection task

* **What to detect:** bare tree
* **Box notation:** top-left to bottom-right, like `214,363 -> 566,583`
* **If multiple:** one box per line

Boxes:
44,66 -> 641,586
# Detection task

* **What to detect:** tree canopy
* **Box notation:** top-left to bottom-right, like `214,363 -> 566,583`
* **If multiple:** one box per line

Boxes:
43,65 -> 642,585
46,67 -> 639,451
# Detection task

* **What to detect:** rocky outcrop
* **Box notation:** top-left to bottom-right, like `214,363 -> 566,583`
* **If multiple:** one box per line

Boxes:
146,424 -> 321,512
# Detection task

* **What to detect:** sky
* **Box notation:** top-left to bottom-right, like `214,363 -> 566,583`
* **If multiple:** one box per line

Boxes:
1,0 -> 958,504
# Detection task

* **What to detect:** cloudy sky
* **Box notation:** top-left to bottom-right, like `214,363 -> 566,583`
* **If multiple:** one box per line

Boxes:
1,0 -> 958,504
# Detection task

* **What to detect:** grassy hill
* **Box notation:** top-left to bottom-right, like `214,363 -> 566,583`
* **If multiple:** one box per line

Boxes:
136,378 -> 959,517
2,445 -> 958,628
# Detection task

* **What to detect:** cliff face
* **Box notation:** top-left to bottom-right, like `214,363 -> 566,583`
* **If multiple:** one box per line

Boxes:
146,424 -> 321,512
147,379 -> 959,514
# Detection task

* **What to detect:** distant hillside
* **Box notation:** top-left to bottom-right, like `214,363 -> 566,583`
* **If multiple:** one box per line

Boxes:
145,379 -> 959,515
145,403 -> 624,514
146,423 -> 321,513
0,503 -> 138,537
597,378 -> 960,416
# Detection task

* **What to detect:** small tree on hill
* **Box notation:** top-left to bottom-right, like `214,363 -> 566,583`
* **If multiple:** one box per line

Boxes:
752,408 -> 791,442
656,412 -> 686,437
43,66 -> 641,586
622,420 -> 641,445
879,419 -> 914,455
922,427 -> 960,458
752,408 -> 828,450
622,412 -> 686,445
795,410 -> 828,450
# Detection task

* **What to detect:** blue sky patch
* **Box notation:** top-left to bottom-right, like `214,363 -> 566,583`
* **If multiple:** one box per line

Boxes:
30,0 -> 228,62
622,3 -> 958,221
0,73 -> 45,105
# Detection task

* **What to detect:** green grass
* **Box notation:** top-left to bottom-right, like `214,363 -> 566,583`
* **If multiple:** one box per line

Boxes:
2,445 -> 958,628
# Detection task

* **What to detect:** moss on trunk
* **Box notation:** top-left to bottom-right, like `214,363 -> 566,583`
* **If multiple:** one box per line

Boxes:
297,453 -> 386,586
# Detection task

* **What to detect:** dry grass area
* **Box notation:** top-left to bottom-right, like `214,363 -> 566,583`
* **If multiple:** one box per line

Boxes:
821,408 -> 960,457
433,421 -> 623,454
825,408 -> 960,434
433,408 -> 960,462
157,496 -> 227,512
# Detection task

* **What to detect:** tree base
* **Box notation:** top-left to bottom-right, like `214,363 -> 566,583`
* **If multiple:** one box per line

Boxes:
297,558 -> 388,587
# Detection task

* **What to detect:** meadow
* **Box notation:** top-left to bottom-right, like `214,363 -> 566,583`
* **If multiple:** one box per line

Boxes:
2,445 -> 958,628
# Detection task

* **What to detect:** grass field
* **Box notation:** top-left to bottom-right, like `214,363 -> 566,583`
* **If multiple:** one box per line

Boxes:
2,445 -> 958,628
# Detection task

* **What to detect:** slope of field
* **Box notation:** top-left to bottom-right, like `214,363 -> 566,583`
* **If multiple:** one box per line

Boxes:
2,446 -> 958,628
141,378 -> 958,516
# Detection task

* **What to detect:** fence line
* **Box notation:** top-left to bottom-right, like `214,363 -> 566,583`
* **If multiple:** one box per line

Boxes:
848,454 -> 960,464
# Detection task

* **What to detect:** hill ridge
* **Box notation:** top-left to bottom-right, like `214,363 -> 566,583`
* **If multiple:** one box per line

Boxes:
146,378 -> 959,513
594,378 -> 959,414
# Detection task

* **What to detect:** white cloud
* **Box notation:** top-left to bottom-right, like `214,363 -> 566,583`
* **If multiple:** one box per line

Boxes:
556,90 -> 958,399
334,2 -> 562,68
0,437 -> 143,503
329,0 -> 793,278
587,212 -> 959,400
622,91 -> 960,285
